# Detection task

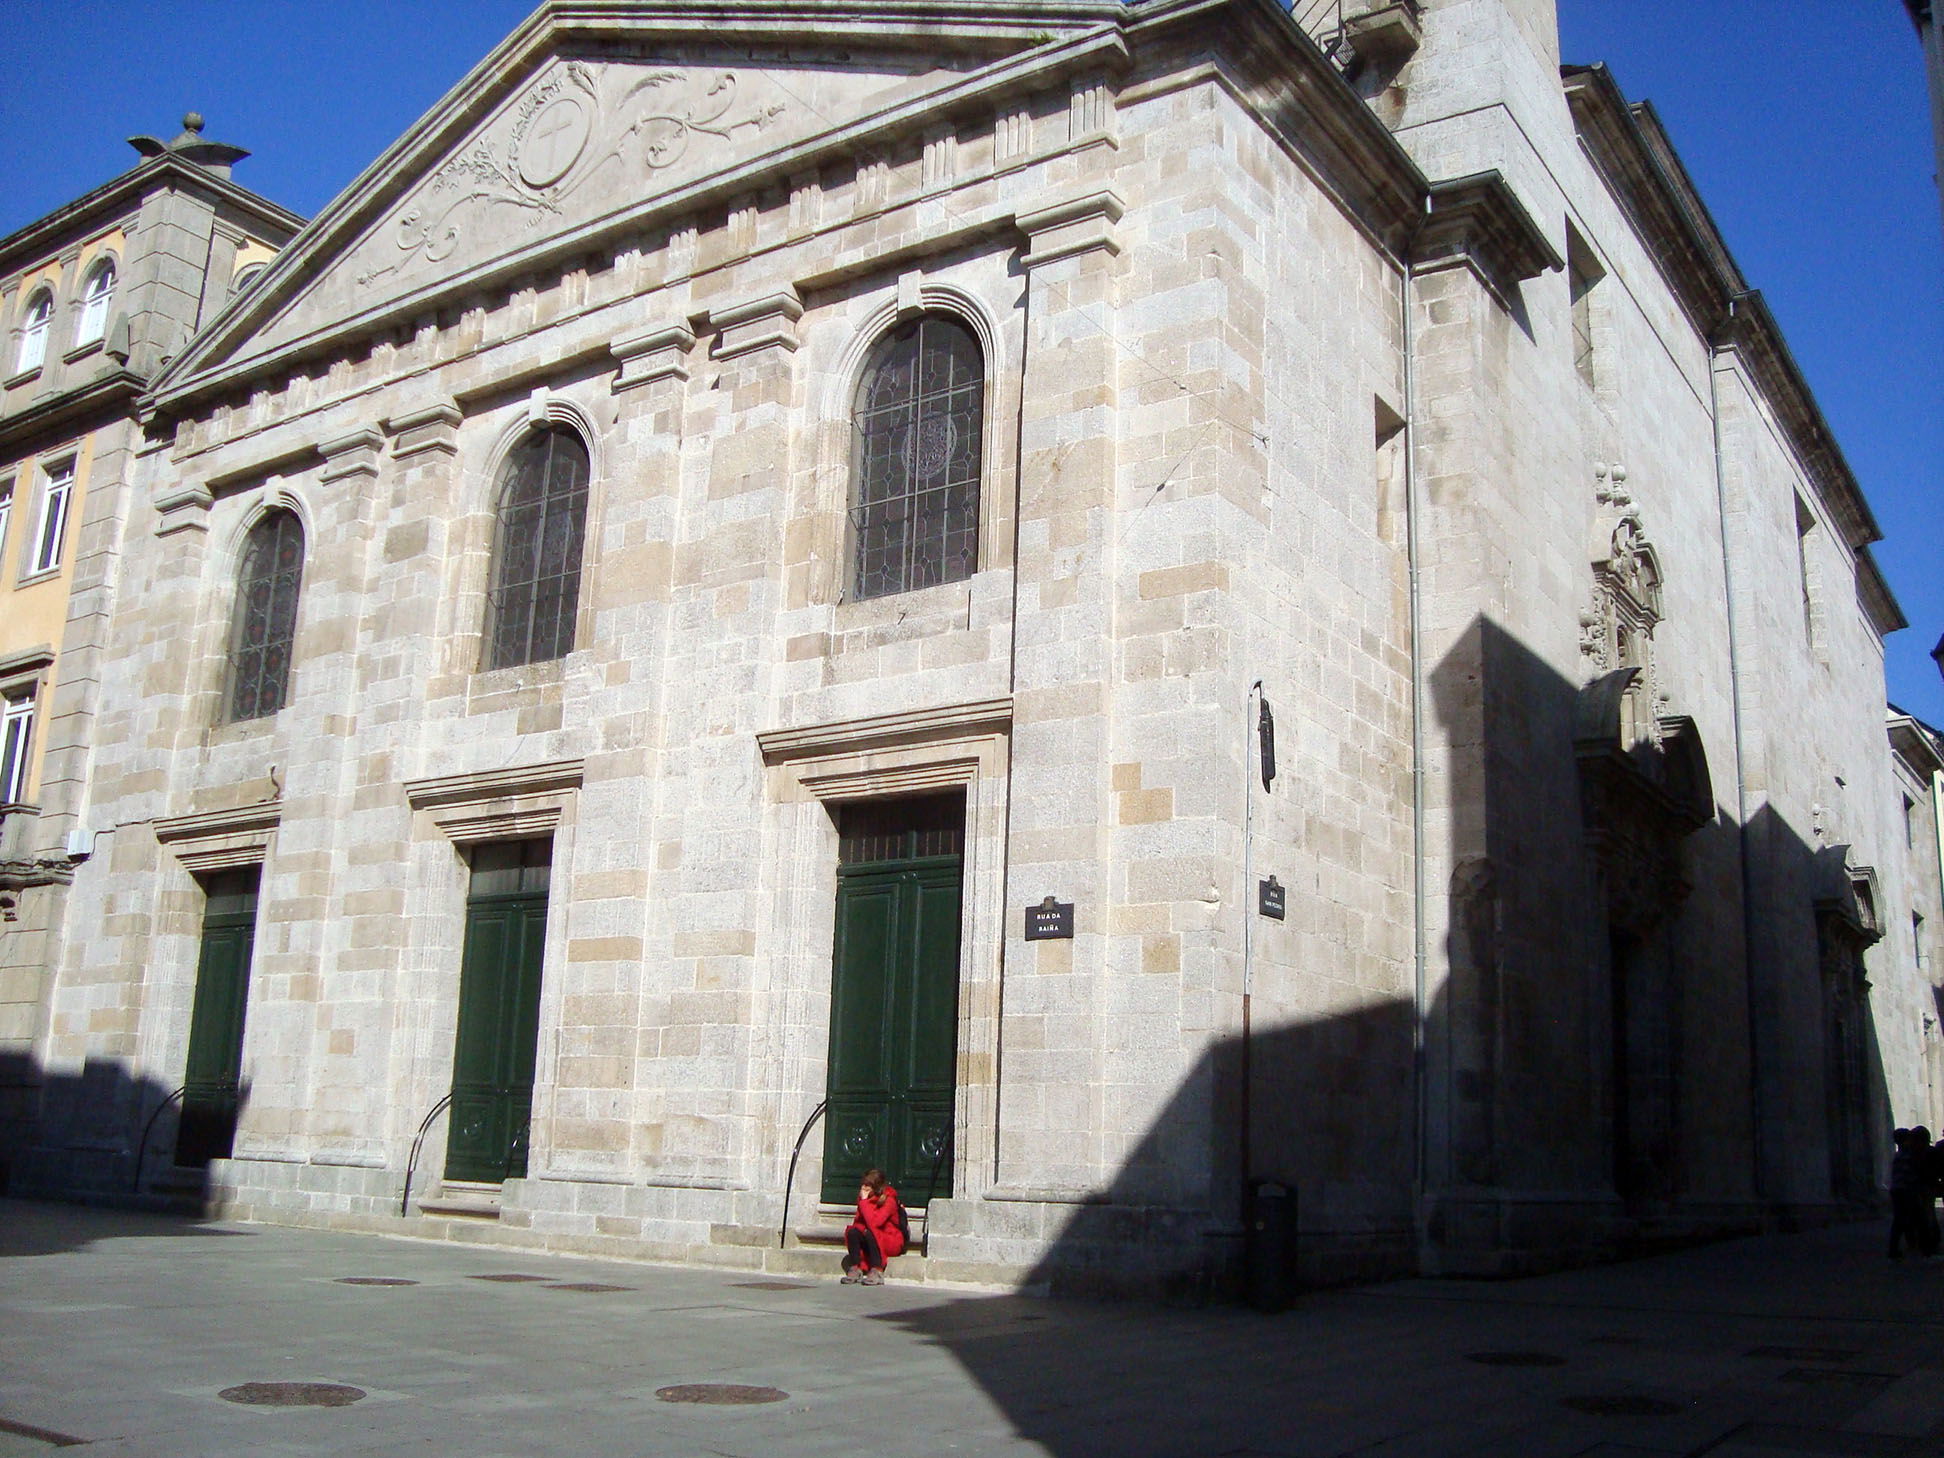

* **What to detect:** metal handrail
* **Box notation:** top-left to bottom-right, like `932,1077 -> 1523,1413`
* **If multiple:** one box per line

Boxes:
399,1093 -> 455,1217
777,1099 -> 827,1249
920,1123 -> 955,1257
130,1085 -> 187,1192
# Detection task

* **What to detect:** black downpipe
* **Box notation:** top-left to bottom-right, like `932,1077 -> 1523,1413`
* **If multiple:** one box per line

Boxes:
777,1100 -> 827,1249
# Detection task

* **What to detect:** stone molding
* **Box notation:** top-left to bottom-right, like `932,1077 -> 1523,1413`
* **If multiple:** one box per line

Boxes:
1412,172 -> 1561,306
611,323 -> 695,392
758,697 -> 1012,766
154,801 -> 282,872
317,426 -> 385,483
1017,189 -> 1125,268
153,481 -> 213,536
706,290 -> 804,362
403,757 -> 584,843
385,401 -> 463,461
0,645 -> 56,682
1565,64 -> 1883,561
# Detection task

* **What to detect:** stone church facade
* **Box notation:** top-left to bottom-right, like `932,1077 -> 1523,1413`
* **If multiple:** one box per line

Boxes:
16,0 -> 1933,1290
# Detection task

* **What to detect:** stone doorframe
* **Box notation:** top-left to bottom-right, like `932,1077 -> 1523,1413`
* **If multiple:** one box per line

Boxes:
400,758 -> 583,1185
757,697 -> 1011,1208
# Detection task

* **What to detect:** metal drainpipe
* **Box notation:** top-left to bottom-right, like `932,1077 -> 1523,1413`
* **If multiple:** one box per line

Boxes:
1242,680 -> 1263,1209
1401,251 -> 1429,1226
1709,292 -> 1765,1201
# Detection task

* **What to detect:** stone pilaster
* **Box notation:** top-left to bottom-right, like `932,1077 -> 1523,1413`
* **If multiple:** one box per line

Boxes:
996,191 -> 1123,1198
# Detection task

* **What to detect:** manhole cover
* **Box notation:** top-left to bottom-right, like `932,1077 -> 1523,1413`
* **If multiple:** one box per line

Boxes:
732,1280 -> 811,1291
547,1282 -> 631,1293
336,1277 -> 418,1287
1467,1351 -> 1565,1367
468,1273 -> 550,1283
655,1384 -> 789,1406
1561,1394 -> 1682,1417
1745,1346 -> 1860,1362
219,1382 -> 366,1408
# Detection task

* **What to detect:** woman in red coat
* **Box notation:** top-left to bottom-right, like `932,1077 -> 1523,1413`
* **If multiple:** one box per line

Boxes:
841,1168 -> 905,1285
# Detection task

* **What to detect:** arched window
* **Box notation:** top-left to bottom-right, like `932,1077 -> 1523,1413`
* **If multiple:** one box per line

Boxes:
74,259 -> 116,348
850,315 -> 983,600
15,291 -> 53,374
233,262 -> 267,296
483,426 -> 590,670
227,510 -> 304,722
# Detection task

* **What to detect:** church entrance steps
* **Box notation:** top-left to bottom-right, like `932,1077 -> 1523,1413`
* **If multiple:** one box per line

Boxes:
416,1180 -> 503,1221
788,1202 -> 927,1249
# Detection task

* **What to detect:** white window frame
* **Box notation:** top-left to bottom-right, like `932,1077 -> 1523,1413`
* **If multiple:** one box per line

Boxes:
28,460 -> 76,577
73,258 -> 115,348
0,476 -> 13,569
16,290 -> 53,375
1,691 -> 33,805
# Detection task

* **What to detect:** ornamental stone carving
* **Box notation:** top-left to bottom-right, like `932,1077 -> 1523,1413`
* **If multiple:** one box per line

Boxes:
1574,464 -> 1710,934
357,64 -> 786,293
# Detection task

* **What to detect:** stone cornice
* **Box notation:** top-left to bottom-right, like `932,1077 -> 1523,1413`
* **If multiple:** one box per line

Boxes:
146,6 -> 1134,418
0,154 -> 302,279
1129,0 -> 1424,256
1888,711 -> 1944,779
758,697 -> 1013,763
0,645 -> 56,681
1412,171 -> 1562,300
0,367 -> 143,458
153,802 -> 284,844
1856,547 -> 1906,640
146,0 -> 1428,422
1564,63 -> 1883,557
403,758 -> 586,811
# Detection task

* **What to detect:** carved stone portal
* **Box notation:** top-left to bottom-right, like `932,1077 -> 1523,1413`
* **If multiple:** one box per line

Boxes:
1812,845 -> 1882,1204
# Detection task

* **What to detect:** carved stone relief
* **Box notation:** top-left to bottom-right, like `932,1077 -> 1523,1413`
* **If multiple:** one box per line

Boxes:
1574,463 -> 1711,936
357,64 -> 786,294
1578,463 -> 1668,753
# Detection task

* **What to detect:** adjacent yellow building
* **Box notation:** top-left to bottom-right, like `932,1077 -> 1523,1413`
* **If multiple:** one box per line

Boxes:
0,117 -> 299,1166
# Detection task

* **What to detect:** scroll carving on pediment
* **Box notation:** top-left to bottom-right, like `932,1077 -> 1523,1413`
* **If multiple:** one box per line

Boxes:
357,64 -> 787,292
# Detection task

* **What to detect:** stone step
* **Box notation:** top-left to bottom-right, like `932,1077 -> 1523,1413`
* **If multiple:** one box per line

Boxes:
760,1243 -> 935,1282
791,1206 -> 928,1247
417,1181 -> 503,1221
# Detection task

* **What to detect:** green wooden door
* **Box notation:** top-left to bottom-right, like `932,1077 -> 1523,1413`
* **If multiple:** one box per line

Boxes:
821,797 -> 964,1204
177,868 -> 260,1168
445,840 -> 551,1184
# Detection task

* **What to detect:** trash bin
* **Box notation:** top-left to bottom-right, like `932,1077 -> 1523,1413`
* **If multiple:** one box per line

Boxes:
1245,1179 -> 1297,1312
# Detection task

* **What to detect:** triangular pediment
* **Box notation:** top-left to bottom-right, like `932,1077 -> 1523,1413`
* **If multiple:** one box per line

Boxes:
158,3 -> 1124,401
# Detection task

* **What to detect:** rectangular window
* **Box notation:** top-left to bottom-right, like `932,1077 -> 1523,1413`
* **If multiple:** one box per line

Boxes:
1794,494 -> 1819,646
1907,793 -> 1919,849
0,476 -> 13,569
1567,227 -> 1602,391
1,692 -> 33,804
29,460 -> 74,576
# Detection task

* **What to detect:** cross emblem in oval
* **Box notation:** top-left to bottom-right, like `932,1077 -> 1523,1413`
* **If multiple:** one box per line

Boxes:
519,97 -> 590,189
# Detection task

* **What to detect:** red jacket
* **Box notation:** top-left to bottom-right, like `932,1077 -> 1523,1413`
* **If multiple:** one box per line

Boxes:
850,1187 -> 906,1261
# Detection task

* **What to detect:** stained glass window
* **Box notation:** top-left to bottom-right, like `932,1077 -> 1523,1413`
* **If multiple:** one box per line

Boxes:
228,509 -> 304,722
850,316 -> 982,600
484,427 -> 590,670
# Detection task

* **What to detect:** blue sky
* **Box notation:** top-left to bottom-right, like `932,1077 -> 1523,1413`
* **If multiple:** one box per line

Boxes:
2,1 -> 1938,722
